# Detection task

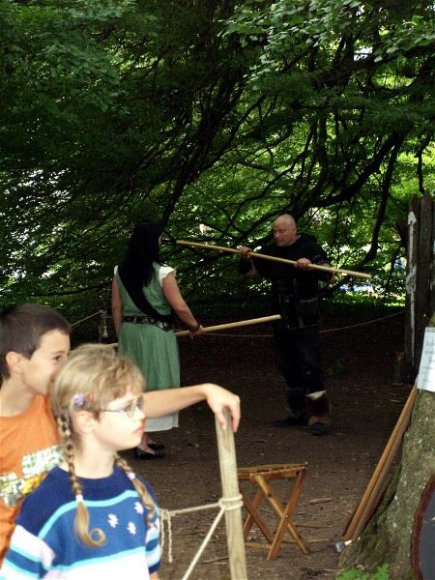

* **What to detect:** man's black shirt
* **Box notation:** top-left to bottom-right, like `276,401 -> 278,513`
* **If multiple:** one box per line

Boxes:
251,234 -> 331,328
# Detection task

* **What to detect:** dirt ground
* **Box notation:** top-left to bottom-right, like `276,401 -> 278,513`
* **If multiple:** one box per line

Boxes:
127,307 -> 409,579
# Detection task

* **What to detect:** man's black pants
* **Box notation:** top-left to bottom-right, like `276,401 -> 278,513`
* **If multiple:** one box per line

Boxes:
273,324 -> 325,417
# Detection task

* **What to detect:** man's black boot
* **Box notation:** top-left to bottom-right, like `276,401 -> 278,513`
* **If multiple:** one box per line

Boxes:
272,413 -> 308,428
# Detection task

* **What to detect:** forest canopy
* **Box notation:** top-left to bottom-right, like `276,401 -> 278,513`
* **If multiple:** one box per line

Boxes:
0,0 -> 433,318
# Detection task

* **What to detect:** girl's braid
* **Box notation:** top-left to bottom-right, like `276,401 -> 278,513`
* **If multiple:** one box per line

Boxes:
115,454 -> 156,526
58,412 -> 105,547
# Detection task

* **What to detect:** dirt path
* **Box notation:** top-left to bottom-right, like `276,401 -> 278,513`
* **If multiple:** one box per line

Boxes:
129,309 -> 409,579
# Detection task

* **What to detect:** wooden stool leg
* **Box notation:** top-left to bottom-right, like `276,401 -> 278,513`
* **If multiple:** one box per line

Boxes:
242,490 -> 274,544
242,489 -> 262,538
254,472 -> 309,558
269,497 -> 309,557
276,470 -> 309,555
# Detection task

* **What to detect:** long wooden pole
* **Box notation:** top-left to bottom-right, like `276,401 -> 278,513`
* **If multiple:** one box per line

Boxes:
215,410 -> 248,579
104,314 -> 281,347
176,314 -> 281,337
177,239 -> 372,280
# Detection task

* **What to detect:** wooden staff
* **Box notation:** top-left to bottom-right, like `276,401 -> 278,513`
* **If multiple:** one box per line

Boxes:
104,314 -> 281,347
177,239 -> 372,280
176,314 -> 280,337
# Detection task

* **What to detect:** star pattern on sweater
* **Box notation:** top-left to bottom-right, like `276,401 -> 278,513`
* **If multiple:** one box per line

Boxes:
135,501 -> 144,515
127,521 -> 137,535
108,513 -> 119,528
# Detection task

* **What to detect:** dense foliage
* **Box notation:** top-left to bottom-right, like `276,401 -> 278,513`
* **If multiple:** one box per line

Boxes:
0,0 -> 433,318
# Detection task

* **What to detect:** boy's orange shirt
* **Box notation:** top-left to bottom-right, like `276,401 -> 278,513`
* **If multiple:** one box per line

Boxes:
0,395 -> 63,563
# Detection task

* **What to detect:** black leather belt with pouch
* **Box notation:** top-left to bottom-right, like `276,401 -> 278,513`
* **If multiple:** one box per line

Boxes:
123,315 -> 173,332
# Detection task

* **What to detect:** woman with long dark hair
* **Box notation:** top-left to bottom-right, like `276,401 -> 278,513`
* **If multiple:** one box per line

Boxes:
112,221 -> 202,459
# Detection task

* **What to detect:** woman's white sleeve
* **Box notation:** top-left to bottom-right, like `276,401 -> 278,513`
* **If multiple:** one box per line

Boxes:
158,265 -> 175,286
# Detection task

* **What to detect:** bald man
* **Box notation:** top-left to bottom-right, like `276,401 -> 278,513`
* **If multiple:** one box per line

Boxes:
239,214 -> 333,436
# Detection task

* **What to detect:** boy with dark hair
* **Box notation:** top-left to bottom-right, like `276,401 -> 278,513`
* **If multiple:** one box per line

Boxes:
0,304 -> 71,562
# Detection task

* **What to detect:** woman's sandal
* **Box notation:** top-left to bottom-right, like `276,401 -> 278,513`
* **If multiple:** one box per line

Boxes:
134,447 -> 165,460
148,442 -> 165,451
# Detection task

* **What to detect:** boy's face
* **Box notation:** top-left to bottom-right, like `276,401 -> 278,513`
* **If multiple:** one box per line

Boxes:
18,330 -> 70,396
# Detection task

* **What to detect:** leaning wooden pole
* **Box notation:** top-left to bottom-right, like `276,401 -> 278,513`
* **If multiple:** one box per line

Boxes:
343,385 -> 418,542
215,410 -> 248,580
177,239 -> 372,280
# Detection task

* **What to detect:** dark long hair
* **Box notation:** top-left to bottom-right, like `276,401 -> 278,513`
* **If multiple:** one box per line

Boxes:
117,221 -> 172,321
120,221 -> 163,287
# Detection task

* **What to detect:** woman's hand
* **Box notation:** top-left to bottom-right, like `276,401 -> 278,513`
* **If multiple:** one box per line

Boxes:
188,322 -> 203,339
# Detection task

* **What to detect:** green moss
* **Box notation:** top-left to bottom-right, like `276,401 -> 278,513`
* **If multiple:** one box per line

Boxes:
337,563 -> 389,579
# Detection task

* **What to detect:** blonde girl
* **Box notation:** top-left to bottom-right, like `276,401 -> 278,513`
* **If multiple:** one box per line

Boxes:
1,345 -> 160,579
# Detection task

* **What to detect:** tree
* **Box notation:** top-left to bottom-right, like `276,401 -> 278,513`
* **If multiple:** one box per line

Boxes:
339,314 -> 435,577
0,0 -> 433,315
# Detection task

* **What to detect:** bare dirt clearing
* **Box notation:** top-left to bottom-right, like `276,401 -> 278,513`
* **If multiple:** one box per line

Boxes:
127,308 -> 408,579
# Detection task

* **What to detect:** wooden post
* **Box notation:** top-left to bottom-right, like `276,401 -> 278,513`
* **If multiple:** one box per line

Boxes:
430,200 -> 435,318
404,192 -> 435,382
414,192 -> 433,368
215,410 -> 248,580
404,199 -> 419,378
98,309 -> 108,342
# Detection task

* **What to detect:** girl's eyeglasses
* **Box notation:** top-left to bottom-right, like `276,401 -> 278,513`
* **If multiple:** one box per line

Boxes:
100,396 -> 146,418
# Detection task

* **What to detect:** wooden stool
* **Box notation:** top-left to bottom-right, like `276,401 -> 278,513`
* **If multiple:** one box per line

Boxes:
237,463 -> 309,559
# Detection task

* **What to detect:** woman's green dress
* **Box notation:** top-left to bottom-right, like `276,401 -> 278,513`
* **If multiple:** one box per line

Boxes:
116,263 -> 180,432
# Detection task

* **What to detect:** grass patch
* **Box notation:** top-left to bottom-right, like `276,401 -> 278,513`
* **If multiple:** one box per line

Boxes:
337,564 -> 389,579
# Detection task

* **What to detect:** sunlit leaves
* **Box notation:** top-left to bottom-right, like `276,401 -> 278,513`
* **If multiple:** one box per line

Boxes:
0,0 -> 433,314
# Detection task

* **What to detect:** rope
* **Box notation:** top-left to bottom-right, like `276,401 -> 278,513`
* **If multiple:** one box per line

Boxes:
70,310 -> 105,327
70,308 -> 404,338
197,310 -> 404,338
320,309 -> 404,334
160,494 -> 243,580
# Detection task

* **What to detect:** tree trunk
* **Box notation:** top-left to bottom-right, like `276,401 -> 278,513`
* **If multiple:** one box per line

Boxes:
340,314 -> 435,578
